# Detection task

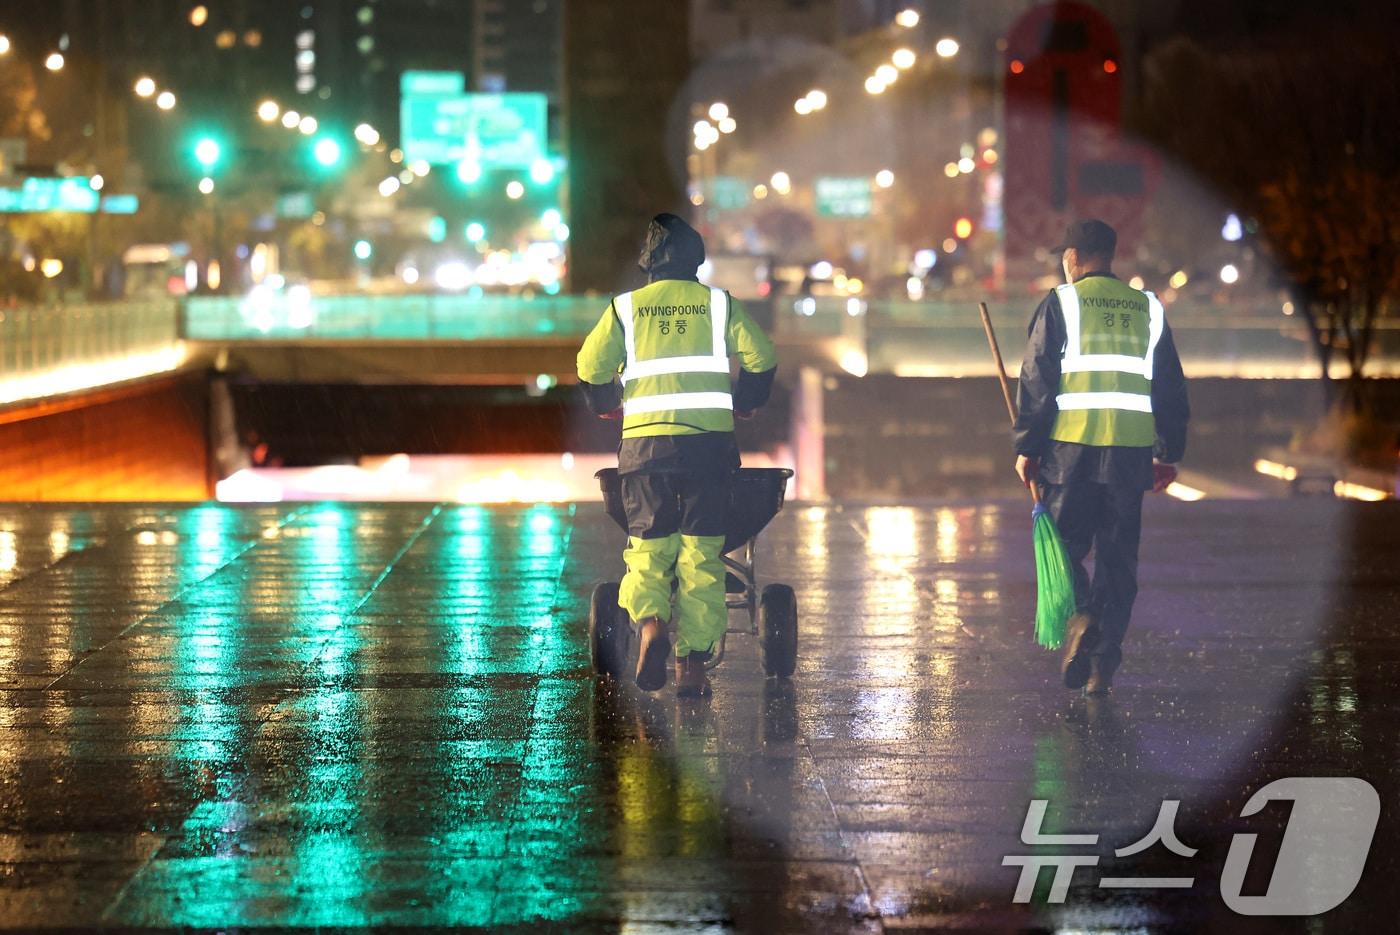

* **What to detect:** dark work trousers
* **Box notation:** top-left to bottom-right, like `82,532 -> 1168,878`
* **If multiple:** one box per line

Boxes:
1040,480 -> 1145,665
620,470 -> 730,539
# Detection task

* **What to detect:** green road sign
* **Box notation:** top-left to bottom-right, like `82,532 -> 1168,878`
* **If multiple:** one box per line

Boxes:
99,194 -> 140,214
708,176 -> 750,210
0,177 -> 100,213
401,91 -> 548,168
401,70 -> 465,97
277,191 -> 315,219
815,176 -> 873,218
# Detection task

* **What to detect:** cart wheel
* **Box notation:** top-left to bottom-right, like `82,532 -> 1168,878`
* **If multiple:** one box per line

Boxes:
759,584 -> 798,678
589,582 -> 630,678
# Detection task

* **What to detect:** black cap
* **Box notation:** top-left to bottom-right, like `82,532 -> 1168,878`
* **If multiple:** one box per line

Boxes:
1052,219 -> 1117,257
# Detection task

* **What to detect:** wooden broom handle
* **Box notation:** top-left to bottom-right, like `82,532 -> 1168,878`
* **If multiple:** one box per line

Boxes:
979,302 -> 1042,506
979,301 -> 1018,425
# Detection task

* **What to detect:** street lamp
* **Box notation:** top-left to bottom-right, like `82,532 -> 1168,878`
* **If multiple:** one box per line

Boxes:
935,38 -> 960,58
708,102 -> 728,121
156,91 -> 177,110
895,9 -> 920,28
257,100 -> 280,122
0,34 -> 10,56
312,137 -> 342,168
893,48 -> 916,69
193,137 -> 222,171
198,177 -> 215,195
45,52 -> 65,71
134,76 -> 157,98
875,169 -> 895,189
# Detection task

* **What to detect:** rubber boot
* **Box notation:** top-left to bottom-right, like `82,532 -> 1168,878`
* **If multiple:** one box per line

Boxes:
635,617 -> 670,692
675,652 -> 711,698
1061,613 -> 1100,690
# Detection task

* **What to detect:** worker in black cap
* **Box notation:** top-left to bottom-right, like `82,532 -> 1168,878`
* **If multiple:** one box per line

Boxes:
577,214 -> 777,697
1013,219 -> 1190,694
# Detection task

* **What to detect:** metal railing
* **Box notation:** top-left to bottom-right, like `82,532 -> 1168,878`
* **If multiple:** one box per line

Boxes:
0,300 -> 185,405
182,292 -> 607,342
778,296 -> 1400,378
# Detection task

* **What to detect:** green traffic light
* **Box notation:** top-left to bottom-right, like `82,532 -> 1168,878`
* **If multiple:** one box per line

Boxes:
313,137 -> 342,168
529,158 -> 555,185
194,137 -> 222,170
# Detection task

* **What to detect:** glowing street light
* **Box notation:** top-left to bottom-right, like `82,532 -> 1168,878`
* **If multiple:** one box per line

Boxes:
1220,263 -> 1240,284
708,102 -> 728,121
0,34 -> 10,56
354,123 -> 380,146
944,162 -> 960,178
770,171 -> 791,195
895,9 -> 920,27
193,137 -> 222,170
865,76 -> 887,95
89,174 -> 105,191
156,91 -> 177,111
718,116 -> 737,133
530,157 -> 556,184
892,48 -> 917,69
312,137 -> 342,167
198,176 -> 215,195
298,115 -> 318,135
456,160 -> 481,184
256,100 -> 280,122
957,156 -> 975,173
936,37 -> 960,58
378,177 -> 400,197
794,98 -> 813,115
875,169 -> 895,189
281,110 -> 300,129
806,89 -> 828,110
190,5 -> 209,27
45,52 -> 65,71
506,180 -> 525,199
876,64 -> 899,85
134,76 -> 157,98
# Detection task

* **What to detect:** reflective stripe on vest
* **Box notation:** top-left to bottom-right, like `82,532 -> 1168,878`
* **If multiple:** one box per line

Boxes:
615,287 -> 732,417
1056,282 -> 1164,412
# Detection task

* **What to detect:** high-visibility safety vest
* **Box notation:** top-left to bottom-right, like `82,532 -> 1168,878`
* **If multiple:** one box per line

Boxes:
1049,277 -> 1165,448
613,281 -> 735,435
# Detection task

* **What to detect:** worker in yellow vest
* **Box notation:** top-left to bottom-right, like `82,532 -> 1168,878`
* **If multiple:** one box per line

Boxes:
577,214 -> 777,697
1014,219 -> 1190,695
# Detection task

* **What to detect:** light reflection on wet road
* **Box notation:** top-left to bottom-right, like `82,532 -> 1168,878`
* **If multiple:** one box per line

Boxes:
0,499 -> 1395,931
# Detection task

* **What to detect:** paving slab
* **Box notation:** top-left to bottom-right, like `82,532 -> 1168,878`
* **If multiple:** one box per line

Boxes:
0,499 -> 1396,931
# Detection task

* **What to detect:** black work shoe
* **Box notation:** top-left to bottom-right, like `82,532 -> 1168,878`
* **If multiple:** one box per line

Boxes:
1061,614 -> 1099,690
1084,654 -> 1119,696
675,652 -> 712,698
634,617 -> 670,692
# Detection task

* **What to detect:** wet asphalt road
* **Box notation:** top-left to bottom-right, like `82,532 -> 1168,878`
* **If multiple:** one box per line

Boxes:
0,498 -> 1396,932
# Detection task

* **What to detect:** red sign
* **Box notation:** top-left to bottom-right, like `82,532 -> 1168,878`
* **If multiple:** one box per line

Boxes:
1002,2 -> 1156,261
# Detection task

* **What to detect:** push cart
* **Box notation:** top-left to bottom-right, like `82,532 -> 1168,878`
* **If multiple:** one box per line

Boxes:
589,467 -> 798,679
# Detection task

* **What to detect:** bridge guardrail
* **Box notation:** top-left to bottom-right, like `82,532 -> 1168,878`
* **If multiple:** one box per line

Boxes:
0,300 -> 184,405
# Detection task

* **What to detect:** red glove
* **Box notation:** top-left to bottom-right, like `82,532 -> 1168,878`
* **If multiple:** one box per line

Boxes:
599,408 -> 623,421
1152,462 -> 1178,493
